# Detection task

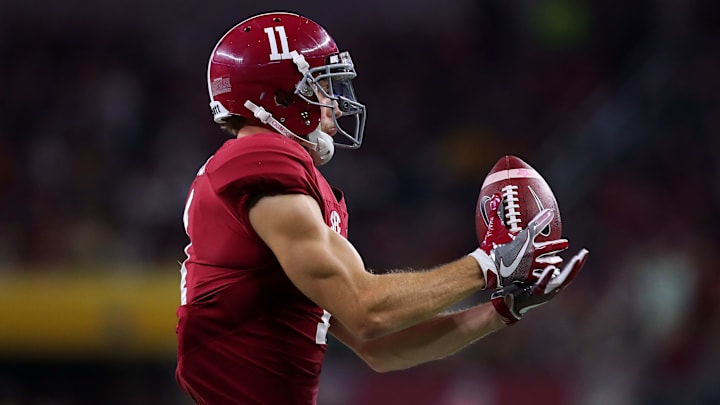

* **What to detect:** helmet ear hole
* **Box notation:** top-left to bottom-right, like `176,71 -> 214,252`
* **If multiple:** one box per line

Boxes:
274,91 -> 294,108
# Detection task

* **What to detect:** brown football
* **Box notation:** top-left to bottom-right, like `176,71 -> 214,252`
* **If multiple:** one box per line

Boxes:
476,155 -> 562,244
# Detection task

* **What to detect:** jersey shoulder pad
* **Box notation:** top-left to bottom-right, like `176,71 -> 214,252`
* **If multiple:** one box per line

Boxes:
207,133 -> 317,195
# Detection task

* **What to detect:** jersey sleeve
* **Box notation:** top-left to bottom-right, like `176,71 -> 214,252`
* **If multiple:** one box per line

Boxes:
206,134 -> 319,198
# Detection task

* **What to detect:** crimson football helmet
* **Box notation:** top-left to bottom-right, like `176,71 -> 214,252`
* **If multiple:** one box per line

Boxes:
207,12 -> 366,151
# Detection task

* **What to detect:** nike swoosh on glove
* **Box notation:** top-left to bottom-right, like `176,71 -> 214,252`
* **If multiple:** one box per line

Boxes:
469,193 -> 569,289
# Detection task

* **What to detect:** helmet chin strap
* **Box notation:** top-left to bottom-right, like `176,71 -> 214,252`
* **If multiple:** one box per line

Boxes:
244,100 -> 335,166
306,128 -> 335,166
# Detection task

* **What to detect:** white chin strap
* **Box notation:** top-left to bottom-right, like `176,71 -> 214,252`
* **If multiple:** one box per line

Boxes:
243,100 -> 335,166
306,128 -> 335,166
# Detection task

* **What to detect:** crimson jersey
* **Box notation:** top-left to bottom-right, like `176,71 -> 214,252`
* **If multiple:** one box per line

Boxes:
175,132 -> 349,405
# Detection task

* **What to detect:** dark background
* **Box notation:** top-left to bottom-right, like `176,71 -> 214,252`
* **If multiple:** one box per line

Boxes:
1,0 -> 719,404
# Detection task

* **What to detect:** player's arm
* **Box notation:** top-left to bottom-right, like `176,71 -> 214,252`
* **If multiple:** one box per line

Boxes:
329,302 -> 505,372
328,248 -> 588,372
248,193 -> 486,341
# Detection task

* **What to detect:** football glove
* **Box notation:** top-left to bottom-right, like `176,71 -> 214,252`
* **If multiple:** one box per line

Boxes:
491,248 -> 589,325
469,193 -> 569,289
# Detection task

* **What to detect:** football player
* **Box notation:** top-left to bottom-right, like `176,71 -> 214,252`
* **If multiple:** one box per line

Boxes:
175,11 -> 589,405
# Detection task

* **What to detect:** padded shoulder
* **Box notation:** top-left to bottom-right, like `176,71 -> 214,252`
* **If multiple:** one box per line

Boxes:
207,133 -> 317,196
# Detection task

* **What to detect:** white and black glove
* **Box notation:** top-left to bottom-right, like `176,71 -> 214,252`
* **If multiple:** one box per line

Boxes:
491,248 -> 589,325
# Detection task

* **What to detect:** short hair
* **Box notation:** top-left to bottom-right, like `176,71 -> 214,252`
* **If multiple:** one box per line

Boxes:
220,115 -> 247,136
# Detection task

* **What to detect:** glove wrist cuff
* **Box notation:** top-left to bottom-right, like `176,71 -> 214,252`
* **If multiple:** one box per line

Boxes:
468,248 -> 498,289
490,293 -> 521,325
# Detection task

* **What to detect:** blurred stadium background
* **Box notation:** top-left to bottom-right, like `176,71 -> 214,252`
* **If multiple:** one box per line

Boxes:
1,0 -> 719,404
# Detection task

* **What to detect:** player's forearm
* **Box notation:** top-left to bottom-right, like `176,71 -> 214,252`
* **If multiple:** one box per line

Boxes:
355,255 -> 486,339
353,302 -> 505,372
292,235 -> 486,341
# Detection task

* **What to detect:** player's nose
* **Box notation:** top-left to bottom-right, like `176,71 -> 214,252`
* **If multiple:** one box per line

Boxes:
330,99 -> 342,118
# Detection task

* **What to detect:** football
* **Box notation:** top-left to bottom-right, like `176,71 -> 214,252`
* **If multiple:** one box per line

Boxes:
475,155 -> 562,244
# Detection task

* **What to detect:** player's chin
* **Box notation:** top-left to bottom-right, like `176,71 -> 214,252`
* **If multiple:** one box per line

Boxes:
322,126 -> 337,136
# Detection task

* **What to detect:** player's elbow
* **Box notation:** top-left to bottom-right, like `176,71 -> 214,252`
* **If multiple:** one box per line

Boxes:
344,305 -> 401,341
354,347 -> 415,373
358,299 -> 409,340
342,294 -> 400,340
362,358 -> 396,373
363,356 -> 405,373
345,316 -> 387,342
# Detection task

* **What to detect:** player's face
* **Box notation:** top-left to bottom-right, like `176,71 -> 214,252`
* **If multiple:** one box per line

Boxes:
315,80 -> 342,136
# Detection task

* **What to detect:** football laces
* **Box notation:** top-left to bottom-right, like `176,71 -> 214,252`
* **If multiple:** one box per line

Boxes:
501,185 -> 522,233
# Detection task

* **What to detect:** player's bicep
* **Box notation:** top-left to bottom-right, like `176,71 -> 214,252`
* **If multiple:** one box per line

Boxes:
248,193 -> 368,316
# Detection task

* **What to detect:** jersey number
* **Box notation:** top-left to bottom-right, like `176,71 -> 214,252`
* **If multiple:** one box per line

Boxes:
264,26 -> 292,61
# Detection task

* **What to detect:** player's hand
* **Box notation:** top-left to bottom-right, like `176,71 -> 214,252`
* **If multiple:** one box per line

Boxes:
491,248 -> 589,325
469,194 -> 569,289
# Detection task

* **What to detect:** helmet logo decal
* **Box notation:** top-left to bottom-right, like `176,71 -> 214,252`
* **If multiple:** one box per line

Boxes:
211,77 -> 231,96
263,26 -> 293,61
